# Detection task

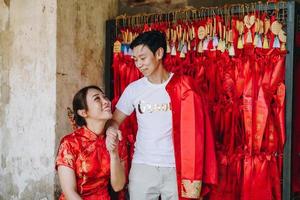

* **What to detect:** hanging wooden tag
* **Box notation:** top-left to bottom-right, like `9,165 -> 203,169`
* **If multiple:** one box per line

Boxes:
198,26 -> 206,40
270,21 -> 282,35
166,28 -> 170,40
244,15 -> 256,29
228,29 -> 233,43
192,26 -> 196,39
188,26 -> 193,41
113,40 -> 121,53
236,20 -> 241,33
218,21 -> 222,38
258,20 -> 264,34
239,21 -> 244,35
188,40 -> 191,51
183,29 -> 187,42
172,30 -> 177,43
177,25 -> 182,40
213,17 -> 217,36
278,29 -> 287,43
254,20 -> 259,33
125,29 -> 129,43
128,31 -> 133,43
197,40 -> 204,53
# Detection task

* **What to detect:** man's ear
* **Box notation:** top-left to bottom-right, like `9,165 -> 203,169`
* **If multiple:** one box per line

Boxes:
155,47 -> 164,60
77,109 -> 87,118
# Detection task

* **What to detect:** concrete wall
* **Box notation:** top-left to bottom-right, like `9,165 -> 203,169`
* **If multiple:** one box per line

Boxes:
0,0 -> 57,199
0,0 -> 118,199
56,0 -> 118,198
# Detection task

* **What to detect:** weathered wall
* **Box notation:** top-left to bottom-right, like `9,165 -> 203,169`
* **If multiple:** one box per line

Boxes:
55,0 -> 118,197
0,0 -> 57,199
0,0 -> 118,199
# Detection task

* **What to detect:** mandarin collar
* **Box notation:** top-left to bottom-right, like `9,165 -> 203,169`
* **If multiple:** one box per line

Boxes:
79,126 -> 105,141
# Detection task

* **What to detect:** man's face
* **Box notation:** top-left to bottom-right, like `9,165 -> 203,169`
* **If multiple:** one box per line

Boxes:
132,44 -> 162,77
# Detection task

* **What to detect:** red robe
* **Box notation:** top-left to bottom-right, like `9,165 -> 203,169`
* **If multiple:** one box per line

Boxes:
166,73 -> 218,199
56,127 -> 127,200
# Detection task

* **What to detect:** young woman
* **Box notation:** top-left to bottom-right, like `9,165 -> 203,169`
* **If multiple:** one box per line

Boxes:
56,85 -> 126,200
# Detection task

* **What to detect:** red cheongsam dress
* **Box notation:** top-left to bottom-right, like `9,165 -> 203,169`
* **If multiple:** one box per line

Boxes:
56,127 -> 127,200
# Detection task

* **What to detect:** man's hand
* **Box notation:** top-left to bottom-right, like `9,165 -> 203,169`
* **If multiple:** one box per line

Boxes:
105,127 -> 122,155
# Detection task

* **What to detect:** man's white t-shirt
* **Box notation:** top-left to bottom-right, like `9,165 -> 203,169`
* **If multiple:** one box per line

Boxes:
116,73 -> 175,167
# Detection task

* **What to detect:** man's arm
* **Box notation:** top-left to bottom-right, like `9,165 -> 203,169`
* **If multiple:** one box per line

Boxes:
107,108 -> 128,130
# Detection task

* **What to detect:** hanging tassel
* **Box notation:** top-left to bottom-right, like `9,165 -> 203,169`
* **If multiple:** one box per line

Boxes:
263,36 -> 270,49
177,40 -> 183,52
203,38 -> 209,51
197,40 -> 204,53
187,41 -> 191,51
217,39 -> 226,52
128,48 -> 133,56
237,36 -> 244,49
123,45 -> 129,55
128,47 -> 133,56
253,34 -> 259,47
246,30 -> 253,44
257,35 -> 263,48
180,50 -> 186,58
213,36 -> 219,48
182,42 -> 188,54
166,41 -> 171,53
121,43 -> 125,54
228,43 -> 235,56
171,45 -> 177,56
273,36 -> 280,48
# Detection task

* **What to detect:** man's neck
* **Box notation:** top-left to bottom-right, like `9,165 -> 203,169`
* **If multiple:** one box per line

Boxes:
147,67 -> 170,84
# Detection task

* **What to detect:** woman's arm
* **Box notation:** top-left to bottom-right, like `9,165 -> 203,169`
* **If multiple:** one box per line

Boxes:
106,116 -> 126,191
109,152 -> 126,192
58,166 -> 82,200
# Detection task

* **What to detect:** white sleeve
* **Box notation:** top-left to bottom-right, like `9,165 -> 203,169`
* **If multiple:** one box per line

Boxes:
115,85 -> 135,116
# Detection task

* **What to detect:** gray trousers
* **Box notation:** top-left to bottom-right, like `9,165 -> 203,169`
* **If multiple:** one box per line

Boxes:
128,163 -> 178,200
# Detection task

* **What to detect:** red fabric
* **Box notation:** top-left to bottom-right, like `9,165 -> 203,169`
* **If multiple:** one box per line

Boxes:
56,127 -> 127,200
166,74 -> 218,199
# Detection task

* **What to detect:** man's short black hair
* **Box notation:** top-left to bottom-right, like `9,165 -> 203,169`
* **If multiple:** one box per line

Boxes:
130,30 -> 167,60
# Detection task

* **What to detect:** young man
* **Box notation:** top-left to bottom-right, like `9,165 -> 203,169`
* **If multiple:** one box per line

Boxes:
106,30 -> 217,200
